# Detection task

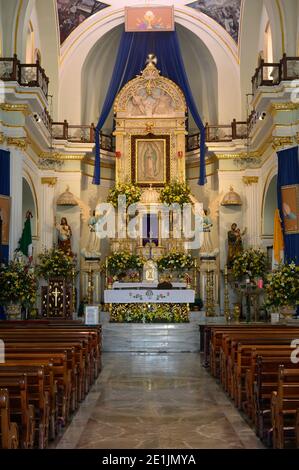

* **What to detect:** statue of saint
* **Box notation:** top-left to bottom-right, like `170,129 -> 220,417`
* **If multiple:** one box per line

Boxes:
200,209 -> 214,256
56,217 -> 73,256
227,223 -> 246,268
143,143 -> 158,179
86,210 -> 101,258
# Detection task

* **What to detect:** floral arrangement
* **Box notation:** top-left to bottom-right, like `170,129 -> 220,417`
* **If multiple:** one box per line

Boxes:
107,251 -> 144,276
265,262 -> 299,309
107,182 -> 142,208
110,304 -> 189,323
36,248 -> 74,280
157,252 -> 194,272
0,260 -> 37,307
231,248 -> 268,281
159,180 -> 191,206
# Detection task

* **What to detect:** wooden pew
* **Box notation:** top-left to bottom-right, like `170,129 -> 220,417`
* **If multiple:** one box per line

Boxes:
0,376 -> 35,449
271,366 -> 299,449
0,366 -> 49,448
0,389 -> 19,449
253,356 -> 299,443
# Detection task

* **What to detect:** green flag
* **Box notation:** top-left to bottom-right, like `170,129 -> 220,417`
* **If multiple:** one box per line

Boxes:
19,215 -> 33,260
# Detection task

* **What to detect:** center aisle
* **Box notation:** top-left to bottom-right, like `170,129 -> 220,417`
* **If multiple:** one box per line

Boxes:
55,353 -> 264,449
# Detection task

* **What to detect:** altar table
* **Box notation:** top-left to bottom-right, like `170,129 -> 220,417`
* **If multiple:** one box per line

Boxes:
104,289 -> 195,304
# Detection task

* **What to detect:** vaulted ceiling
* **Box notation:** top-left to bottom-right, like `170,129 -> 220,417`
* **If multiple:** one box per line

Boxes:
56,1 -> 242,45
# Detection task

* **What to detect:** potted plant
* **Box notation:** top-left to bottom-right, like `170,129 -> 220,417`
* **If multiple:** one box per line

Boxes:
232,248 -> 268,283
265,262 -> 299,319
0,260 -> 38,319
36,247 -> 74,281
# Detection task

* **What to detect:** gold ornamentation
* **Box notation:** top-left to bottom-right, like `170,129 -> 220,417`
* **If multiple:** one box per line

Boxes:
0,103 -> 29,113
145,121 -> 155,133
272,136 -> 295,150
221,187 -> 242,206
272,102 -> 298,112
243,176 -> 259,185
0,132 -> 4,144
56,186 -> 78,206
41,177 -> 57,186
6,137 -> 28,150
114,61 -> 186,115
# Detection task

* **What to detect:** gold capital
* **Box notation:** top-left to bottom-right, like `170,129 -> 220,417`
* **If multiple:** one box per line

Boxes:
41,177 -> 57,187
6,137 -> 28,150
272,136 -> 295,150
243,176 -> 259,185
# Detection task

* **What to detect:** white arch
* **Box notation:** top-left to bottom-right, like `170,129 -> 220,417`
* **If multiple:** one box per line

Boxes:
59,6 -> 241,125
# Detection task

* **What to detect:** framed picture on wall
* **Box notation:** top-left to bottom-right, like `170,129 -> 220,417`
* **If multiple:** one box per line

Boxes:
131,134 -> 170,187
125,6 -> 175,33
281,184 -> 299,234
0,195 -> 11,245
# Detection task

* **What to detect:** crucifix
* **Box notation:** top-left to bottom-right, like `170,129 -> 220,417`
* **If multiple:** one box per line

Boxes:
52,287 -> 60,307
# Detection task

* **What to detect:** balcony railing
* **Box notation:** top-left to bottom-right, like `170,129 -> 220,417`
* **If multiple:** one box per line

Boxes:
0,54 -> 49,99
52,120 -> 115,151
252,54 -> 299,94
186,119 -> 248,152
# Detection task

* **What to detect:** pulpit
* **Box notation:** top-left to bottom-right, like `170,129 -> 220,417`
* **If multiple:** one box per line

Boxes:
41,279 -> 73,318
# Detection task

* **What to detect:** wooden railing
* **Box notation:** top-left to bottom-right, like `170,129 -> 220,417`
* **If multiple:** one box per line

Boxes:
252,54 -> 299,94
0,54 -> 49,99
51,121 -> 115,151
186,119 -> 248,152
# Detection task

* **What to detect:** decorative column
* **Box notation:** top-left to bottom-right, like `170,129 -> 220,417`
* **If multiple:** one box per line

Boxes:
9,147 -> 24,258
243,176 -> 260,247
41,177 -> 57,249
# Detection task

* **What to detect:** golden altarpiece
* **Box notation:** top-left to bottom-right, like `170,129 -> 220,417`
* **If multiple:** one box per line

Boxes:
111,58 -> 189,260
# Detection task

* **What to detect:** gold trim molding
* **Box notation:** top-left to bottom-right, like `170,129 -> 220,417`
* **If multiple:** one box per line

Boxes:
0,132 -> 4,144
243,176 -> 259,186
271,102 -> 299,112
272,136 -> 295,150
41,177 -> 57,187
6,137 -> 28,150
39,151 -> 84,161
0,103 -> 30,113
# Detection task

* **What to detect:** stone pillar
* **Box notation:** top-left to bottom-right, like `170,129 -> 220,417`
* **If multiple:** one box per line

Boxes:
9,148 -> 23,258
41,177 -> 57,250
243,176 -> 260,247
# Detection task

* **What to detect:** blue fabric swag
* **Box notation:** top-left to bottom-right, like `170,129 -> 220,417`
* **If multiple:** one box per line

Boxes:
93,29 -> 206,186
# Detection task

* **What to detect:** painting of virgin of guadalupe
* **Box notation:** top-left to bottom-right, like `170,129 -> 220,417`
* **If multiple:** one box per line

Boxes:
136,139 -> 166,185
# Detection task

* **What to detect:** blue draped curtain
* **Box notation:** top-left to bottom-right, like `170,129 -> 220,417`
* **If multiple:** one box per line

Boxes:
277,145 -> 299,264
93,29 -> 206,186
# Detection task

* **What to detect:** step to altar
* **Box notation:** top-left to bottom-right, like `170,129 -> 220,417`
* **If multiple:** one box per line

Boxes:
102,323 -> 201,352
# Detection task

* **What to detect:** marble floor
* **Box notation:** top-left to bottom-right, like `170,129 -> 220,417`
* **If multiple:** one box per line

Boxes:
55,353 -> 264,449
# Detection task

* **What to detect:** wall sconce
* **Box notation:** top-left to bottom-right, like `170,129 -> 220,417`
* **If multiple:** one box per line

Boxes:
178,151 -> 183,158
116,151 -> 121,159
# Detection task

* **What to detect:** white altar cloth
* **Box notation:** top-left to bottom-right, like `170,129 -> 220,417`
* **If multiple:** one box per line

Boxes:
112,282 -> 187,289
104,289 -> 195,304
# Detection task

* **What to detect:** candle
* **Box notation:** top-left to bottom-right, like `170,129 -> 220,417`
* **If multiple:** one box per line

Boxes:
258,279 -> 263,289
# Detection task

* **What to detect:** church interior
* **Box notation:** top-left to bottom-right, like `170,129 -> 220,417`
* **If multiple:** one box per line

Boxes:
0,0 -> 299,453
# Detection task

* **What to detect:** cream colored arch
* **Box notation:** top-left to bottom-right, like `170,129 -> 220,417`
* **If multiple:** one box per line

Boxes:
58,6 -> 241,125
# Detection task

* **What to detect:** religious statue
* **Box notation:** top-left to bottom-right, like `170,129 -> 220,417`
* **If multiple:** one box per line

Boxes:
87,210 -> 101,258
199,209 -> 215,256
56,217 -> 73,256
227,223 -> 246,268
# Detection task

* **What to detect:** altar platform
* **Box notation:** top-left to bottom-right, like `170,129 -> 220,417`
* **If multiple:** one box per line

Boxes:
100,311 -> 224,352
